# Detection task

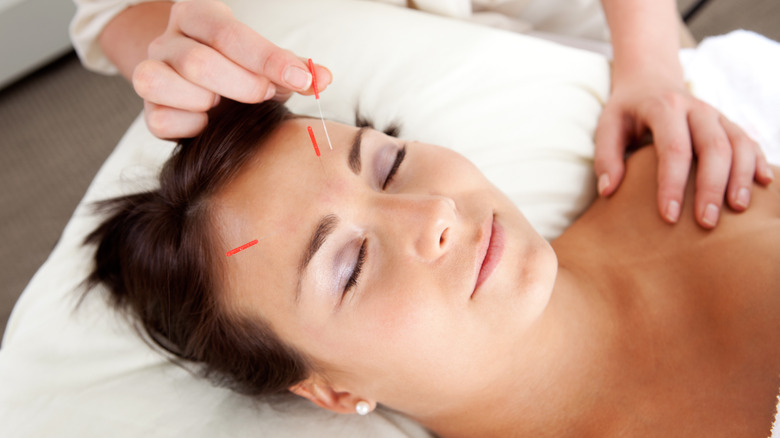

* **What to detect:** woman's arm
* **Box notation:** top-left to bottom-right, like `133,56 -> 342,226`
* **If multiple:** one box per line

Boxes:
596,0 -> 774,228
95,0 -> 332,139
98,1 -> 173,81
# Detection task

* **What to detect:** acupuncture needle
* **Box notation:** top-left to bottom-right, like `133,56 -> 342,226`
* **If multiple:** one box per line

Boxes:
307,58 -> 333,150
226,231 -> 279,257
308,125 -> 328,176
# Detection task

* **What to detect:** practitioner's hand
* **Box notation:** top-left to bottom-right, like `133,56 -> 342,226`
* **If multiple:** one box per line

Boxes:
594,72 -> 774,229
132,0 -> 332,139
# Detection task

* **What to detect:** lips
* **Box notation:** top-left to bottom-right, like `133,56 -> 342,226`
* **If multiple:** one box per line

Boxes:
472,215 -> 504,298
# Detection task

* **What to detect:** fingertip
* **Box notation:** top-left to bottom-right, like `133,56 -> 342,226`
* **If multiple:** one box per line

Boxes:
282,65 -> 312,91
701,203 -> 720,228
597,173 -> 610,196
263,83 -> 276,101
318,65 -> 333,86
764,166 -> 775,183
753,160 -> 774,186
594,163 -> 625,197
145,103 -> 208,140
663,199 -> 681,224
593,118 -> 629,198
597,172 -> 622,197
593,155 -> 620,192
730,186 -> 750,211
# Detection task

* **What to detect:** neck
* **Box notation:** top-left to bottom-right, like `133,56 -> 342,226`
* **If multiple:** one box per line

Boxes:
418,150 -> 780,437
420,259 -> 631,438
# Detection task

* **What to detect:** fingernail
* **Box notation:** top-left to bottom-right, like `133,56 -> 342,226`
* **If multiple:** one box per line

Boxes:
283,66 -> 312,91
597,173 -> 610,196
702,203 -> 719,227
735,187 -> 750,209
766,167 -> 775,181
665,200 -> 681,223
263,83 -> 276,101
212,94 -> 221,107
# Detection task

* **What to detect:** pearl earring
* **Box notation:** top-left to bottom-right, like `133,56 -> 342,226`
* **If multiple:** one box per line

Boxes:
355,400 -> 371,415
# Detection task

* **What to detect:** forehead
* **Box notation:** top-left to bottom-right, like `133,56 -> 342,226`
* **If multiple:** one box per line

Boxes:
211,118 -> 356,315
215,117 -> 357,234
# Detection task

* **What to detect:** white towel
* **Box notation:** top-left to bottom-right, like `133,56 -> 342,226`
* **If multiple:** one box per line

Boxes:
680,30 -> 780,166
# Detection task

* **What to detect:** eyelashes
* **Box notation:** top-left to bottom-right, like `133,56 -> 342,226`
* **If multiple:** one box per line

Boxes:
342,144 -> 406,299
382,146 -> 406,190
344,240 -> 367,295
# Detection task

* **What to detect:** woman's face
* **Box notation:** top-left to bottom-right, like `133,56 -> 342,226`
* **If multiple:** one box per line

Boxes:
214,118 -> 557,414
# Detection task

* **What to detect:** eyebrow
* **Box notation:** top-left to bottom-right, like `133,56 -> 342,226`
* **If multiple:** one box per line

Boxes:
348,127 -> 368,175
294,127 -> 367,302
298,127 -> 364,276
296,214 -> 339,302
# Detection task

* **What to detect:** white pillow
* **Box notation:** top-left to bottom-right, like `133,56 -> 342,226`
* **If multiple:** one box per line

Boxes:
0,0 -> 609,436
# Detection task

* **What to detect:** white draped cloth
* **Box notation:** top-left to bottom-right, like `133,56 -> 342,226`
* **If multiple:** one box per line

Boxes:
70,0 -> 609,74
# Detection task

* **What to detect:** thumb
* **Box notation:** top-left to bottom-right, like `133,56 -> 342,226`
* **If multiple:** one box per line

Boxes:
594,108 -> 631,197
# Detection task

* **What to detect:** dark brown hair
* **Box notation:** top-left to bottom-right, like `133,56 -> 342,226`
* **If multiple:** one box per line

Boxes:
84,99 -> 311,397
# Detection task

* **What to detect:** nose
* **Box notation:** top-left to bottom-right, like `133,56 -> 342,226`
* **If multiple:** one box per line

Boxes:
373,194 -> 457,262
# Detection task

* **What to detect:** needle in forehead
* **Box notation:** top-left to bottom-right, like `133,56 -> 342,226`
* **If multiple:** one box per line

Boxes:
226,239 -> 258,256
307,126 -> 321,157
308,125 -> 328,176
225,232 -> 278,257
308,58 -> 333,150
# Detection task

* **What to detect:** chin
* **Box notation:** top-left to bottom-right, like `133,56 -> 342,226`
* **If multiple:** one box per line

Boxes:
483,193 -> 558,320
510,235 -> 558,327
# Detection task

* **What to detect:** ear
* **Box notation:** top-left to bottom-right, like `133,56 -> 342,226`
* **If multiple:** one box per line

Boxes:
289,376 -> 374,415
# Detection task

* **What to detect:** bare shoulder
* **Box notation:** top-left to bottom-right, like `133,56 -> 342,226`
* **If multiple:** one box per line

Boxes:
717,160 -> 780,239
558,147 -> 780,265
621,148 -> 780,286
620,146 -> 780,226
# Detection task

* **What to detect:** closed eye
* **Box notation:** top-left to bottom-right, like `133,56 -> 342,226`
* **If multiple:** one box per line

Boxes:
382,146 -> 406,190
343,239 -> 367,297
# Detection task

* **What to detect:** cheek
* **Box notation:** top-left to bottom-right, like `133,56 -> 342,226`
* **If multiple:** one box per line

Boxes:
358,289 -> 502,398
358,285 -> 471,370
506,238 -> 558,327
366,290 -> 439,344
435,148 -> 483,182
290,288 -> 447,369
